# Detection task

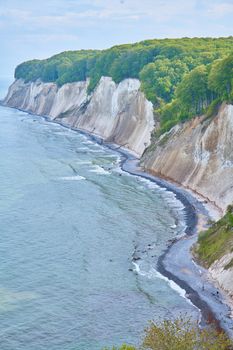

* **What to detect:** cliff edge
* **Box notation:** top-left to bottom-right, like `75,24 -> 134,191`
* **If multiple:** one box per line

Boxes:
141,104 -> 233,213
3,77 -> 233,302
3,77 -> 155,157
141,103 -> 233,301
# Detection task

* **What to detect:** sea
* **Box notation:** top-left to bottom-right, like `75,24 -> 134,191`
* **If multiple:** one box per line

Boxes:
0,79 -> 198,350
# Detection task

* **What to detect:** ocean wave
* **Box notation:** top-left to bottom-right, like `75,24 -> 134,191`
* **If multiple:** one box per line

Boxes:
137,177 -> 160,190
83,140 -> 94,145
132,262 -> 188,300
113,166 -> 125,174
90,165 -> 110,175
132,261 -> 201,316
136,175 -> 185,214
88,149 -> 105,153
59,175 -> 86,181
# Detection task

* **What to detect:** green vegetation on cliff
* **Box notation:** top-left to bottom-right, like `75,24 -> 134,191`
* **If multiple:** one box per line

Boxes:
15,37 -> 233,133
195,205 -> 233,268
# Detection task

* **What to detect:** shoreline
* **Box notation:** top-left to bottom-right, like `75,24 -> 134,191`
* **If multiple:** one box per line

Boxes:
118,155 -> 233,334
2,104 -> 233,335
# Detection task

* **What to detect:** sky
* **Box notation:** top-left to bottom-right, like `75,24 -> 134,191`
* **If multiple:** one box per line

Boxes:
0,0 -> 233,79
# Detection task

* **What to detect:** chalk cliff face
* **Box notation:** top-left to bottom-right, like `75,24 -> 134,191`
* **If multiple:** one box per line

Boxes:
4,77 -> 155,157
141,104 -> 233,213
209,252 -> 233,300
3,75 -> 233,304
141,104 -> 233,300
4,78 -> 233,211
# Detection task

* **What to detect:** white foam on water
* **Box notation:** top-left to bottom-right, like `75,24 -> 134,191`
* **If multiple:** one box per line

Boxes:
132,262 -> 196,307
88,149 -> 105,153
137,177 -> 160,190
95,150 -> 119,159
132,262 -> 201,322
136,174 -> 185,215
170,224 -> 177,229
135,262 -> 201,322
90,165 -> 110,175
59,175 -> 86,181
83,140 -> 94,145
112,165 -> 126,174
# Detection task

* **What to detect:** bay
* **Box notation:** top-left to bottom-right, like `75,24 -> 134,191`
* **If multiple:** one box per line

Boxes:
0,84 -> 198,349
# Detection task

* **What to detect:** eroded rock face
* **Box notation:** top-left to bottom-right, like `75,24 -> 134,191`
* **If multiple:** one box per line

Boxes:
209,252 -> 233,299
4,79 -> 59,116
4,76 -> 233,302
4,77 -> 155,156
142,104 -> 233,212
141,105 -> 233,300
4,78 -> 233,210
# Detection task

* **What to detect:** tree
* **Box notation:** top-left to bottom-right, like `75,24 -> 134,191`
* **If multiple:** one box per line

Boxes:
142,317 -> 233,350
14,38 -> 233,133
42,61 -> 58,82
140,58 -> 188,104
208,54 -> 233,100
175,65 -> 211,115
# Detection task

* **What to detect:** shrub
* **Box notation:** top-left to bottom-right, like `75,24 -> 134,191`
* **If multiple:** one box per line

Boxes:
107,317 -> 233,350
142,317 -> 232,350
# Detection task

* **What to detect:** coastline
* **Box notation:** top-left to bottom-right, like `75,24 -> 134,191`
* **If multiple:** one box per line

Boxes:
118,154 -> 233,335
2,104 -> 233,336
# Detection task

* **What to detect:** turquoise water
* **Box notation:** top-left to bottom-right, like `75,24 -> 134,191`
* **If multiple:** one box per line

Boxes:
0,88 -> 198,349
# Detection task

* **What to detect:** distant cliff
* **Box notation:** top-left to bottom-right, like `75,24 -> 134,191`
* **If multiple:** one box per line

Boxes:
3,78 -> 155,156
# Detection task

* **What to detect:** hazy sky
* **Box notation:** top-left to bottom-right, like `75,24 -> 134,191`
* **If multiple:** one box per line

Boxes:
0,0 -> 233,78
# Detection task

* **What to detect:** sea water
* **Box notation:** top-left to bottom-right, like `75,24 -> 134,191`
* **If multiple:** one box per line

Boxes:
0,81 -> 198,350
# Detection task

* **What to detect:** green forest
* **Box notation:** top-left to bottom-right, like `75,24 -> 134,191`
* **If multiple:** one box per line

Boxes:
15,37 -> 233,133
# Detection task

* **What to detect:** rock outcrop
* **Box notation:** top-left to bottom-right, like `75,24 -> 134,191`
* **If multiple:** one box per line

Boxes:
209,252 -> 233,300
141,103 -> 233,213
141,104 -> 233,301
3,77 -> 155,157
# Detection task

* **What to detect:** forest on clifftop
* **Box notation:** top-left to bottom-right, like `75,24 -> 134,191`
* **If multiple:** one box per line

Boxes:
15,37 -> 233,133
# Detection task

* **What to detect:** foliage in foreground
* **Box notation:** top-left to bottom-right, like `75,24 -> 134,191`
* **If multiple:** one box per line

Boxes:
105,317 -> 233,350
195,205 -> 233,268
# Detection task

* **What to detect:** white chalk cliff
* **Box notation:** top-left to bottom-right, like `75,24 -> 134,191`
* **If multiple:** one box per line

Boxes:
3,77 -> 233,299
4,78 -> 233,212
141,104 -> 233,213
209,252 -> 233,302
3,77 -> 155,157
140,104 -> 233,300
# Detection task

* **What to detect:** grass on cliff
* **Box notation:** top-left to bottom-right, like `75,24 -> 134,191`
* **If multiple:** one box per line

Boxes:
195,205 -> 233,268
